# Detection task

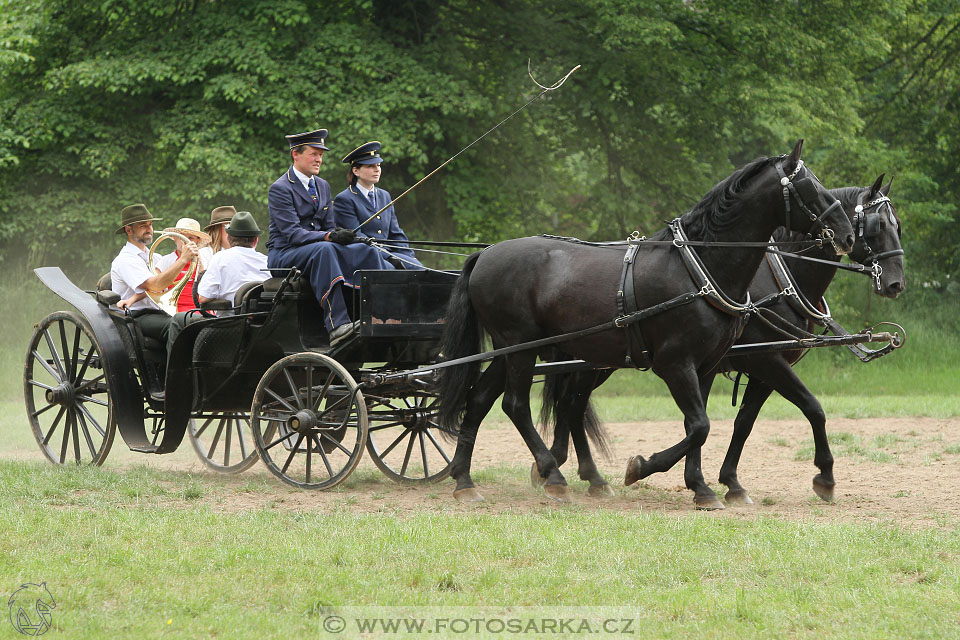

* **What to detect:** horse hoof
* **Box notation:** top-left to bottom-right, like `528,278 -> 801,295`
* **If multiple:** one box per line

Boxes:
725,490 -> 754,505
812,476 -> 835,502
694,496 -> 725,511
624,456 -> 646,486
588,483 -> 615,498
544,484 -> 571,503
453,487 -> 484,503
530,462 -> 545,488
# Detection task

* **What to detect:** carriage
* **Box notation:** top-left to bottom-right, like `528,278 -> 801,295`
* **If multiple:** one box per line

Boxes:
24,264 -> 459,489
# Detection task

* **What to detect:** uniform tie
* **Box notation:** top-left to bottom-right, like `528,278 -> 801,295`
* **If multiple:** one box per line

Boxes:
368,190 -> 376,208
307,178 -> 319,208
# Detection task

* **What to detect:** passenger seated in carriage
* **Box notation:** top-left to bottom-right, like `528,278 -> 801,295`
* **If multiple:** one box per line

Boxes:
333,141 -> 423,270
196,211 -> 269,314
266,128 -> 395,346
110,204 -> 198,351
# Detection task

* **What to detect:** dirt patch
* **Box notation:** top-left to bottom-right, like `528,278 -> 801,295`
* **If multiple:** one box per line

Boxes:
7,417 -> 960,528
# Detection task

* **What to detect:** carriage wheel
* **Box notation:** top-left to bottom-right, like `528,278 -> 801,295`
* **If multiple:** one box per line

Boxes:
23,311 -> 116,466
250,353 -> 368,490
365,393 -> 452,484
188,412 -> 258,474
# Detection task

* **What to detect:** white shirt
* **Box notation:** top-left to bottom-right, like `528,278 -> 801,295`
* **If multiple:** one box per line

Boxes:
197,246 -> 269,314
155,246 -> 213,272
355,183 -> 375,201
292,166 -> 313,192
110,242 -> 161,311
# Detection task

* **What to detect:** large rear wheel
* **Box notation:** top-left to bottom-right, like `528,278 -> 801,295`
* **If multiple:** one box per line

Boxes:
250,353 -> 367,489
24,311 -> 115,466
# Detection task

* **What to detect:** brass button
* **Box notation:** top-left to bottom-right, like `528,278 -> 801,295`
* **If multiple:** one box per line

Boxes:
377,230 -> 382,234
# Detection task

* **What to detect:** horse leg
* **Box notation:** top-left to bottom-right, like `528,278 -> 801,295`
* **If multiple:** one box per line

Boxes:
718,377 -> 774,505
502,353 -> 569,502
753,362 -> 834,501
625,365 -> 722,509
450,357 -> 506,503
677,373 -> 723,509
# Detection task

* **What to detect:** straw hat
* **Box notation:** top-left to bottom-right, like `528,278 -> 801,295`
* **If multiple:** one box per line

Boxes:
163,218 -> 212,246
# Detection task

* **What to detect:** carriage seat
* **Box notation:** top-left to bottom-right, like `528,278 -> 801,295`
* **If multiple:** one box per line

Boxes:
95,272 -> 164,354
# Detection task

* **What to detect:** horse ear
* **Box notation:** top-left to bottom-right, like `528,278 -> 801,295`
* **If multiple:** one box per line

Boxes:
789,139 -> 804,164
869,173 -> 885,196
880,176 -> 893,196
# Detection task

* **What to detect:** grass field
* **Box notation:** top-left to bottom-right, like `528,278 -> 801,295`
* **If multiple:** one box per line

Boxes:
3,274 -> 960,638
2,461 -> 960,639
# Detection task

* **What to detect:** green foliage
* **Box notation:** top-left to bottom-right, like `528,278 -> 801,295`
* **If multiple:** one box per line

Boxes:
0,0 -> 957,298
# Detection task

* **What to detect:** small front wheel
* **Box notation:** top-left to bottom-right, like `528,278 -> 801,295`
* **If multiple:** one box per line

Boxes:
188,412 -> 258,474
250,353 -> 368,489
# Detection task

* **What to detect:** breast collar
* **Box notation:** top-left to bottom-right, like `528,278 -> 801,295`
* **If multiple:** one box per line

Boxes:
764,245 -> 833,326
670,218 -> 753,316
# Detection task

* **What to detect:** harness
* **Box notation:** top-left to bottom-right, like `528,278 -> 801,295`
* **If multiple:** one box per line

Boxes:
852,192 -> 904,291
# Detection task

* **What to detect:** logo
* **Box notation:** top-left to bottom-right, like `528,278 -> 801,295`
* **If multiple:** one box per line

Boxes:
8,583 -> 56,636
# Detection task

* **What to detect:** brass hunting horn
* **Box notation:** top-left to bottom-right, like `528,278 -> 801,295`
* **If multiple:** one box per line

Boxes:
146,231 -> 199,315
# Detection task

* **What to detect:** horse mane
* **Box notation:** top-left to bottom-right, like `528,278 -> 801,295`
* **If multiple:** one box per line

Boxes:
649,155 -> 776,242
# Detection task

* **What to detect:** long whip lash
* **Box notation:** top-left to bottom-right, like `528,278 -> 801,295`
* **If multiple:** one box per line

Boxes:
352,60 -> 580,232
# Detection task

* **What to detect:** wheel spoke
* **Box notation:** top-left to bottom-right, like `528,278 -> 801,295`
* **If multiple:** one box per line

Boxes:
76,408 -> 98,459
223,417 -> 233,466
76,402 -> 107,438
368,420 -> 406,431
59,409 -> 72,464
75,394 -> 108,407
265,429 -> 296,451
283,367 -> 303,409
237,418 -> 250,459
72,410 -> 82,463
423,427 -> 452,464
43,327 -> 67,380
43,406 -> 67,445
194,416 -> 216,438
419,431 -> 430,478
58,320 -> 72,381
28,380 -> 56,392
380,429 -> 412,458
280,433 -> 304,474
313,371 -> 335,412
399,430 -> 416,478
32,349 -> 62,382
206,418 -> 226,459
316,392 -> 353,422
74,345 -> 95,386
31,400 -> 59,419
319,431 -> 353,456
304,430 -> 311,484
305,365 -> 313,413
74,373 -> 105,394
313,434 -> 335,476
69,324 -> 82,380
264,386 -> 298,413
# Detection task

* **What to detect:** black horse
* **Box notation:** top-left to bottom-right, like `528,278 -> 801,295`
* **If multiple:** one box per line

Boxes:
541,177 -> 905,506
437,141 -> 856,508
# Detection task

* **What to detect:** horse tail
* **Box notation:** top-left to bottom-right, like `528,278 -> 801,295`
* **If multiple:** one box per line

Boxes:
538,370 -> 613,460
437,251 -> 485,433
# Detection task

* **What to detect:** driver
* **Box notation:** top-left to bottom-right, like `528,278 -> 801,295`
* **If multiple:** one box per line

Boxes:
266,128 -> 395,346
110,203 -> 198,350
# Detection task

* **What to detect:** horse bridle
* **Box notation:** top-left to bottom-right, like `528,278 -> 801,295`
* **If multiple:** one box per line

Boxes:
853,191 -> 904,291
775,158 -> 845,254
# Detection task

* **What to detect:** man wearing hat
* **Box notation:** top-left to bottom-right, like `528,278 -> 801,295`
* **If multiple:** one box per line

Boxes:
197,211 -> 269,311
110,203 -> 198,344
333,141 -> 422,269
267,128 -> 394,346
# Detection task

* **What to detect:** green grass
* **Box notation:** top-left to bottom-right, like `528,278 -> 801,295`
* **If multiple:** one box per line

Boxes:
1,462 -> 959,639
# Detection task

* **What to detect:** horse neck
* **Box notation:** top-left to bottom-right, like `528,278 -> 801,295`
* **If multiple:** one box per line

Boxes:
694,189 -> 785,302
